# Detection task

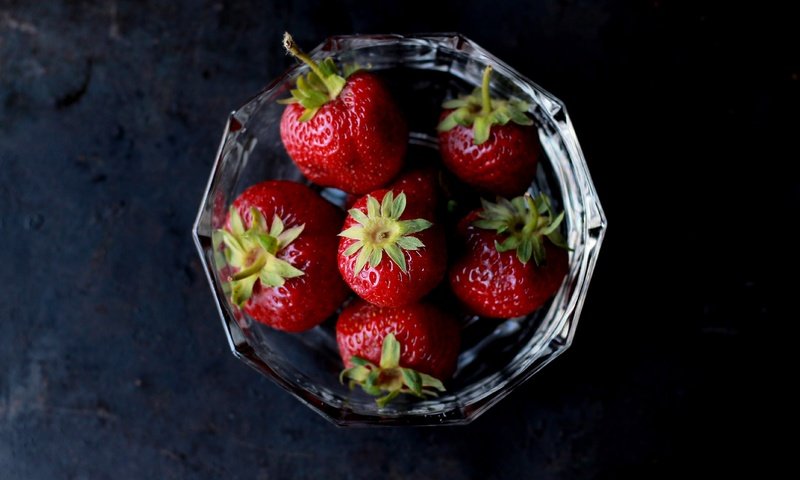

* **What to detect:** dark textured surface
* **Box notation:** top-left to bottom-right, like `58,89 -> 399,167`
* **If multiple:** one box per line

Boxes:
1,1 -> 793,478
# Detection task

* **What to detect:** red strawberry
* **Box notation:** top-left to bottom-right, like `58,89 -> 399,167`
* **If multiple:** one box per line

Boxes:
341,167 -> 438,232
389,166 -> 440,211
215,181 -> 349,332
279,33 -> 407,194
337,188 -> 446,307
337,300 -> 460,406
438,65 -> 540,197
449,193 -> 569,318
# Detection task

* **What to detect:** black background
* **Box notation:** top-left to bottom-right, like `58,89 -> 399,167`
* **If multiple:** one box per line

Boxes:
1,1 -> 793,478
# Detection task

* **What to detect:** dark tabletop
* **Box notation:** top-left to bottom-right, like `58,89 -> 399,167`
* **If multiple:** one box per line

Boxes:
1,1 -> 793,478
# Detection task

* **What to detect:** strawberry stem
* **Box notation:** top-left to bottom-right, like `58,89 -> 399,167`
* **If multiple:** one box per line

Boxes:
339,190 -> 432,275
480,65 -> 493,115
216,207 -> 306,306
437,64 -> 532,145
473,193 -> 569,266
339,333 -> 446,408
283,33 -> 326,86
230,253 -> 267,281
282,32 -> 344,101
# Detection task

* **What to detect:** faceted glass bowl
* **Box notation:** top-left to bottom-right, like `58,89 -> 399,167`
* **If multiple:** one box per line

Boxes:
192,33 -> 606,426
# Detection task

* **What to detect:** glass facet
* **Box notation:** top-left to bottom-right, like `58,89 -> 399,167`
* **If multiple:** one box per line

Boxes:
192,33 -> 606,426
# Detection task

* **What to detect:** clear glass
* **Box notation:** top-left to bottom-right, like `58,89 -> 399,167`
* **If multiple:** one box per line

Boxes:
192,33 -> 606,426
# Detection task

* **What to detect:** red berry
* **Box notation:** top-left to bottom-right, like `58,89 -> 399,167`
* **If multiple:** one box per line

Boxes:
279,35 -> 407,194
439,117 -> 539,196
437,65 -> 539,197
337,300 -> 460,379
337,189 -> 446,307
449,194 -> 569,318
389,166 -> 440,212
216,181 -> 349,332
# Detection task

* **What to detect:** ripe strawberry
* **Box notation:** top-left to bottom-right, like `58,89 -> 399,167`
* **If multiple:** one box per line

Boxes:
279,33 -> 407,194
449,193 -> 569,318
337,189 -> 446,307
337,300 -> 460,406
389,166 -> 440,212
341,167 -> 439,211
214,181 -> 349,332
438,65 -> 540,197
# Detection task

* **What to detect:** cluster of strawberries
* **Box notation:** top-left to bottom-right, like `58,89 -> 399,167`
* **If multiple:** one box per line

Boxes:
215,34 -> 569,406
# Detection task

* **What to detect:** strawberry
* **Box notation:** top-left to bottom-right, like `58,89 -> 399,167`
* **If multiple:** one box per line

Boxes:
337,188 -> 446,307
214,181 -> 349,332
341,166 -> 439,211
279,33 -> 407,194
449,193 -> 569,318
389,166 -> 440,212
437,65 -> 540,197
337,300 -> 460,406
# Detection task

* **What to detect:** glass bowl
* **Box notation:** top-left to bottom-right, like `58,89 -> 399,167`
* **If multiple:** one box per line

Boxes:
192,33 -> 606,426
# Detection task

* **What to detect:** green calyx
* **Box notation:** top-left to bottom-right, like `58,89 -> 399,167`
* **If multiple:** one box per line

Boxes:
277,32 -> 355,122
340,333 -> 446,408
473,192 -> 568,266
437,65 -> 533,145
338,190 -> 432,275
215,207 -> 305,306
